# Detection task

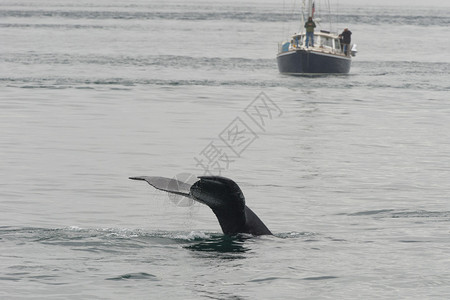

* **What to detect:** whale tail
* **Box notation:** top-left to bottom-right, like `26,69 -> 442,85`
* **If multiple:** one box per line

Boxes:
130,175 -> 272,236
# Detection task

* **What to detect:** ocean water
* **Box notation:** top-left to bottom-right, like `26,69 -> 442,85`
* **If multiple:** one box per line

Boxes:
1,0 -> 449,299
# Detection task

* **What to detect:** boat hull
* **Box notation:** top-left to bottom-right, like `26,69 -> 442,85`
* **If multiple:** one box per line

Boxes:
277,49 -> 351,74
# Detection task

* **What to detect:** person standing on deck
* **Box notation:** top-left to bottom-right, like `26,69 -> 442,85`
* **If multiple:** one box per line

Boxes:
339,28 -> 352,55
304,17 -> 316,48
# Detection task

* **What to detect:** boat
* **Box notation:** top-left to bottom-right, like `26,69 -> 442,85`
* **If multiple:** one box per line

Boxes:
277,0 -> 356,74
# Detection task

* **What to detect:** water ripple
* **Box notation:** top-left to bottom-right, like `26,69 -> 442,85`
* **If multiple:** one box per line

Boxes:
106,272 -> 159,281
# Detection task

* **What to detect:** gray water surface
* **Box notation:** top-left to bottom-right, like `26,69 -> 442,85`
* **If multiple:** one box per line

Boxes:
1,0 -> 449,299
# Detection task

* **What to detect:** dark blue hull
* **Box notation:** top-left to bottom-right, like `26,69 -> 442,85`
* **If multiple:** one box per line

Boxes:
277,50 -> 351,74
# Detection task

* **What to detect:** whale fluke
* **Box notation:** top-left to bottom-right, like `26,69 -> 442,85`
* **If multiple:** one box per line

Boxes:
129,176 -> 191,197
130,175 -> 272,236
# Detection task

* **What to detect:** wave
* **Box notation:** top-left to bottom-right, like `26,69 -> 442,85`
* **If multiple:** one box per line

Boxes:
0,77 -> 286,89
1,51 -> 448,91
0,23 -> 105,29
106,272 -> 159,281
0,226 -> 277,260
0,8 -> 448,26
0,9 -> 285,22
2,75 -> 448,91
341,209 -> 450,221
0,53 -> 274,70
2,52 -> 448,72
0,226 -> 307,244
334,13 -> 450,26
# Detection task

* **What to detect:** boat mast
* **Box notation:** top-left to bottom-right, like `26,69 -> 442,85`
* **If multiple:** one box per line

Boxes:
300,0 -> 305,34
308,0 -> 313,18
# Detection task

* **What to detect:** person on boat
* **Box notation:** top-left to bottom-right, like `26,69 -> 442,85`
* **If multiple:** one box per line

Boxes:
339,28 -> 352,55
304,17 -> 316,48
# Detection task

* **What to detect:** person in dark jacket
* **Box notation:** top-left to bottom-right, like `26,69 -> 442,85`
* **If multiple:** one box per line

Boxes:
339,28 -> 352,55
304,17 -> 316,48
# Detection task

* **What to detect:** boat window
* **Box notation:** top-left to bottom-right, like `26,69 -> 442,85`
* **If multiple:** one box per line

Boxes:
334,39 -> 341,50
314,36 -> 320,46
322,37 -> 333,49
